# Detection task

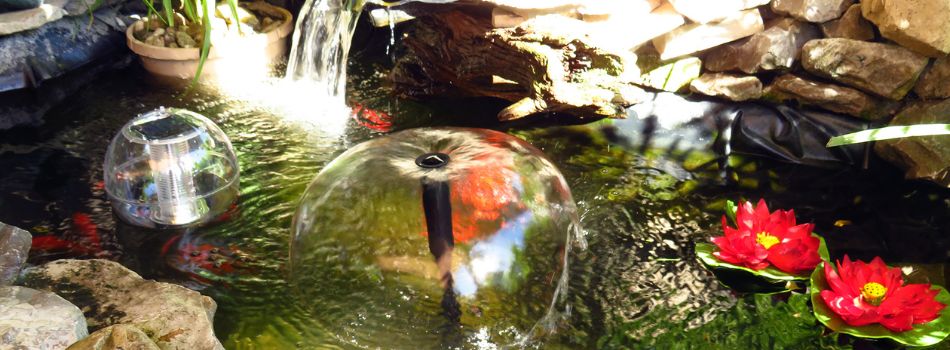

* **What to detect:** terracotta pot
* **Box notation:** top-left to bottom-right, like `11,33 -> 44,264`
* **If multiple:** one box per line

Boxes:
126,2 -> 294,79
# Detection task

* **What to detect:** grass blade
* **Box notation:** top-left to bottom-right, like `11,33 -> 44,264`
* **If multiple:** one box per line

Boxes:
826,124 -> 950,147
162,0 -> 175,28
182,0 -> 197,24
226,0 -> 243,34
143,0 -> 168,25
186,0 -> 212,89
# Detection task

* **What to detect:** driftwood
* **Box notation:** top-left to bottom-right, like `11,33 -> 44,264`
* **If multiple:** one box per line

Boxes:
392,10 -> 646,121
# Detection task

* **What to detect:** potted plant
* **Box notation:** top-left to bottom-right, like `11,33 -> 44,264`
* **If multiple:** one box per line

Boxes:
126,0 -> 294,80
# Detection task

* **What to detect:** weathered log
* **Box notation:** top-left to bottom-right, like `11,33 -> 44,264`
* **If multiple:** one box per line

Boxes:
392,10 -> 646,121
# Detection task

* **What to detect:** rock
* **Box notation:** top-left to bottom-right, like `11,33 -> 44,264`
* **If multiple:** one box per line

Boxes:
770,0 -> 851,22
175,31 -> 197,48
915,57 -> 950,99
0,285 -> 88,350
216,3 -> 258,28
819,3 -> 873,40
667,0 -> 770,23
577,0 -> 661,21
704,17 -> 820,74
652,8 -> 764,60
21,259 -> 224,350
689,73 -> 762,101
861,0 -> 950,57
636,53 -> 702,92
586,2 -> 684,51
0,0 -> 42,11
0,0 -> 65,36
0,222 -> 30,286
874,99 -> 950,187
763,74 -> 897,119
801,38 -> 929,100
67,324 -> 161,350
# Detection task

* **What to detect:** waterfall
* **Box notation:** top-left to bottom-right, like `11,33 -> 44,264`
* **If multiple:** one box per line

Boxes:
285,0 -> 363,106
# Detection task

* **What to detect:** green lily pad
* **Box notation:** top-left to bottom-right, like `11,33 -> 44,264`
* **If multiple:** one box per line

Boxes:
810,262 -> 950,347
696,234 -> 830,283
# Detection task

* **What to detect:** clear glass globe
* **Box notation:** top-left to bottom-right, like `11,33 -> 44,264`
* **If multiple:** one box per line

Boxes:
289,127 -> 582,347
104,107 -> 239,228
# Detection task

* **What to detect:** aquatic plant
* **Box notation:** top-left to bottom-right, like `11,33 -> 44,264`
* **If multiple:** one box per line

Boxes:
711,200 -> 820,275
811,256 -> 950,346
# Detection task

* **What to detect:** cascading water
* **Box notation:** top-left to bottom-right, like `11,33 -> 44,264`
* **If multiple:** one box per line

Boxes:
285,0 -> 363,104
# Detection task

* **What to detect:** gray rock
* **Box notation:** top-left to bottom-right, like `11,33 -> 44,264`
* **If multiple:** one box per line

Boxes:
770,0 -> 851,23
67,324 -> 161,350
763,74 -> 897,119
0,222 -> 30,286
21,259 -> 224,350
704,17 -> 820,74
874,99 -> 950,187
651,8 -> 764,60
820,3 -> 874,40
0,0 -> 64,36
801,38 -> 929,100
0,285 -> 88,350
862,0 -> 950,57
689,73 -> 762,101
914,57 -> 950,100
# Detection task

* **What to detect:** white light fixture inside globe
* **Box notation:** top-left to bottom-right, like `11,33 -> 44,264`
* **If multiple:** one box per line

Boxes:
104,107 -> 239,228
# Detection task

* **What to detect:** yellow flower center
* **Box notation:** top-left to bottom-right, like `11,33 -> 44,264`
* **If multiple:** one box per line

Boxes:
755,232 -> 780,249
861,282 -> 887,305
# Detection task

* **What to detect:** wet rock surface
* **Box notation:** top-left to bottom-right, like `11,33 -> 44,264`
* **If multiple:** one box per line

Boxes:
861,0 -> 950,57
914,57 -> 950,100
704,17 -> 820,74
770,0 -> 851,23
875,99 -> 950,187
21,259 -> 224,350
0,221 -> 30,286
819,4 -> 873,40
689,73 -> 762,101
0,285 -> 88,350
67,324 -> 161,350
652,8 -> 764,60
801,38 -> 929,100
763,74 -> 897,119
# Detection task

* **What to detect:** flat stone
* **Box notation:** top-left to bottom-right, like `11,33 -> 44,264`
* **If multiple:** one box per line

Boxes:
652,8 -> 764,60
0,0 -> 65,36
21,259 -> 224,350
668,0 -> 770,23
770,0 -> 851,22
819,3 -> 874,40
578,0 -> 661,21
874,99 -> 950,187
689,72 -> 762,101
636,54 -> 702,92
801,38 -> 929,100
67,324 -> 161,350
862,0 -> 950,57
915,57 -> 950,100
763,74 -> 897,119
0,221 -> 31,286
0,285 -> 88,350
704,17 -> 820,74
587,2 -> 684,51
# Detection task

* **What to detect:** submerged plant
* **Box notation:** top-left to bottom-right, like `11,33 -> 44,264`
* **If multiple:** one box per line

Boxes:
711,199 -> 821,275
811,256 -> 950,346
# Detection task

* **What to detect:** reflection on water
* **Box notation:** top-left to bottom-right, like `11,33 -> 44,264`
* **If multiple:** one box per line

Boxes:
0,63 -> 948,349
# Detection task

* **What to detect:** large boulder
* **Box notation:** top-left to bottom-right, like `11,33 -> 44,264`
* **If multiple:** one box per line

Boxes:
874,99 -> 950,187
652,8 -> 764,60
0,285 -> 88,350
763,74 -> 897,119
861,0 -> 950,57
820,3 -> 874,40
704,17 -> 820,74
914,57 -> 950,100
689,72 -> 763,101
801,38 -> 929,100
21,259 -> 224,350
67,324 -> 161,350
770,0 -> 851,23
0,221 -> 30,286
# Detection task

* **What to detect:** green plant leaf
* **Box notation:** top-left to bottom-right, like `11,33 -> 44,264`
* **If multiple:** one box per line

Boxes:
724,200 -> 738,227
182,0 -> 198,24
142,0 -> 168,25
810,262 -> 950,347
190,0 -> 212,86
162,0 -> 175,27
827,124 -> 950,147
226,0 -> 243,34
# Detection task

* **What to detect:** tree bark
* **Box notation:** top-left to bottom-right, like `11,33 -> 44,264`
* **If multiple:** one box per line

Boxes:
392,10 -> 646,121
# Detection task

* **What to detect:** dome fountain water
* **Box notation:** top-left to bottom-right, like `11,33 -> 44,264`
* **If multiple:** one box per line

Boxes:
289,127 -> 584,347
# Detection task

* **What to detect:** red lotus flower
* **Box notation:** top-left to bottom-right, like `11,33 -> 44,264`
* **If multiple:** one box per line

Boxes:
711,200 -> 820,275
820,256 -> 945,332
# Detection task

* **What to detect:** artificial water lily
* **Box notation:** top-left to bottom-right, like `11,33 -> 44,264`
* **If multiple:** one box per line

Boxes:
819,256 -> 946,332
711,200 -> 820,275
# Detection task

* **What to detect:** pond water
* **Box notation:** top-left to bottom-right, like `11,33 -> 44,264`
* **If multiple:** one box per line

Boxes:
1,27 -> 949,349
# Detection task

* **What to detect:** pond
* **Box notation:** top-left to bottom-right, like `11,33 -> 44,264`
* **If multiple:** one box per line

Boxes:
1,25 -> 949,350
